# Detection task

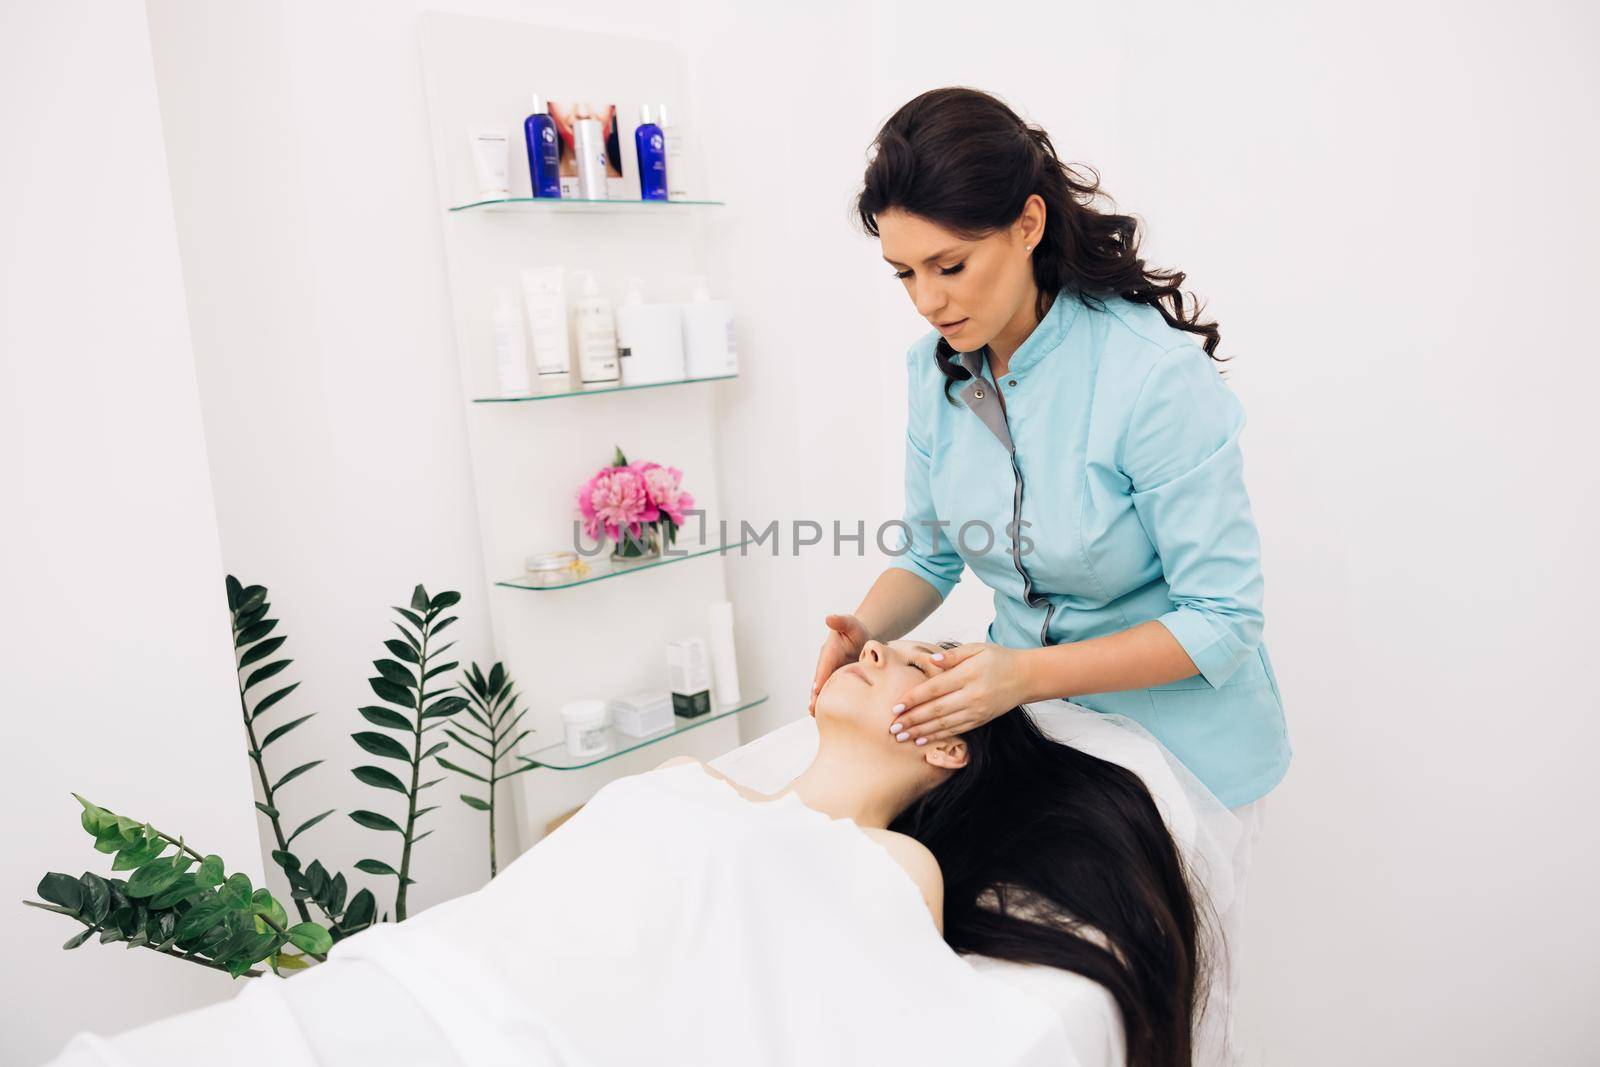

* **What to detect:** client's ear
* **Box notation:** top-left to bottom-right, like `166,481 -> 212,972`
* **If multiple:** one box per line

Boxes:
923,738 -> 968,771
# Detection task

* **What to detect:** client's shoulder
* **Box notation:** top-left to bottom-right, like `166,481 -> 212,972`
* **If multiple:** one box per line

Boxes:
861,829 -> 944,935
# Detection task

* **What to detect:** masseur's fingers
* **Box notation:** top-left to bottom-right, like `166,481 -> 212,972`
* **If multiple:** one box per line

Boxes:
809,613 -> 869,717
932,643 -> 986,668
891,693 -> 965,737
887,669 -> 964,730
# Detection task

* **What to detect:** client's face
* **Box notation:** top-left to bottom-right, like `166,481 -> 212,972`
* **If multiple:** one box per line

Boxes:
815,639 -> 968,771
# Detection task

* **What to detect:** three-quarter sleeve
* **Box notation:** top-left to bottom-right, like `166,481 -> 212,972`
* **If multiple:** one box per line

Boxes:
885,354 -> 964,600
1120,343 -> 1265,688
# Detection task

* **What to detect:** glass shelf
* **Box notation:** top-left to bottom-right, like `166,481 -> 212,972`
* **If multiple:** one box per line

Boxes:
472,373 -> 736,404
496,534 -> 754,591
449,195 -> 726,213
519,690 -> 768,770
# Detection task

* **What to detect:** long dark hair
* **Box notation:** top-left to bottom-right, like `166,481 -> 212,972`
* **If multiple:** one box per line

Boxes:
888,640 -> 1207,1066
855,86 -> 1229,402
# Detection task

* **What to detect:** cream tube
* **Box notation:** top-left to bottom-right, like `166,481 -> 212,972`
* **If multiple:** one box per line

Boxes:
467,127 -> 510,200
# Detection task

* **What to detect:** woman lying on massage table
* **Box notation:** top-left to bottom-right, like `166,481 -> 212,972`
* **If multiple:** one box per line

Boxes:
46,638 -> 1212,1067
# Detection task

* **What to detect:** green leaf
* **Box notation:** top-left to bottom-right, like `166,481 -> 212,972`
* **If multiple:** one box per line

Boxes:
286,810 -> 335,845
238,634 -> 287,668
421,663 -> 459,685
353,858 -> 398,877
125,857 -> 185,899
251,888 -> 289,931
374,659 -> 417,687
339,890 -> 376,934
369,677 -> 416,708
244,659 -> 291,690
422,696 -> 468,720
260,713 -> 315,749
287,922 -> 333,956
409,584 -> 430,612
174,895 -> 225,940
78,874 -> 112,925
436,757 -> 488,783
37,873 -> 84,914
62,928 -> 95,950
421,740 -> 448,761
235,618 -> 278,646
429,590 -> 462,612
250,681 -> 301,721
359,705 -> 412,731
149,874 -> 201,910
383,639 -> 419,665
459,794 -> 490,811
219,872 -> 253,910
348,810 -> 404,833
254,801 -> 279,819
199,855 -> 226,887
272,760 -> 324,792
352,731 -> 411,760
351,765 -> 407,793
111,833 -> 165,872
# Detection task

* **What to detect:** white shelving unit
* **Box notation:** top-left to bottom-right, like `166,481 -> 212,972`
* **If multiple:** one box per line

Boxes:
417,13 -> 756,861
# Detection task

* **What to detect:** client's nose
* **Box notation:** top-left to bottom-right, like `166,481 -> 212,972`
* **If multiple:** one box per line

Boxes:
860,641 -> 885,667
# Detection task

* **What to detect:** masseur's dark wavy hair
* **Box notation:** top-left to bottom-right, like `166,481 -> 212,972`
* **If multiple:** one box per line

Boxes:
887,640 -> 1207,1067
855,86 -> 1229,404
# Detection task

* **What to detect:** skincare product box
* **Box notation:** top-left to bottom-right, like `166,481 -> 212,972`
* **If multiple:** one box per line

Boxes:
667,638 -> 712,718
561,698 -> 611,758
490,287 -> 531,397
611,689 -> 674,738
616,278 -> 686,385
679,275 -> 737,377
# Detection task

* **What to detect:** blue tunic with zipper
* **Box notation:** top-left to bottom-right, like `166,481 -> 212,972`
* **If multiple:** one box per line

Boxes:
887,287 -> 1291,807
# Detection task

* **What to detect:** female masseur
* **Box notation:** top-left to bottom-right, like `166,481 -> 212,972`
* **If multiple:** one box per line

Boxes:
808,87 -> 1292,1057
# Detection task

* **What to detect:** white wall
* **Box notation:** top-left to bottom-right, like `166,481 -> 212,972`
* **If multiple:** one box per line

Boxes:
0,5 -> 266,1063
11,0 -> 1594,1062
862,2 -> 1600,1063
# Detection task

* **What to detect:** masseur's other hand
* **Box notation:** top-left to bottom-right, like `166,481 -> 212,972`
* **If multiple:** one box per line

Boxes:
888,642 -> 1029,744
809,614 -> 871,717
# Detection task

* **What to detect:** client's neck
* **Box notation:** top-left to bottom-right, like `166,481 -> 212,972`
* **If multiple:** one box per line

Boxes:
784,739 -> 919,830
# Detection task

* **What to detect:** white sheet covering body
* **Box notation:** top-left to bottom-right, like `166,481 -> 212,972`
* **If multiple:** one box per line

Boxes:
46,760 -> 1077,1067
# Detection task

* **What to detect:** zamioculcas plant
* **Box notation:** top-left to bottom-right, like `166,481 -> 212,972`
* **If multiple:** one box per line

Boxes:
24,796 -> 331,978
438,661 -> 538,877
350,585 -> 469,920
227,575 -> 375,942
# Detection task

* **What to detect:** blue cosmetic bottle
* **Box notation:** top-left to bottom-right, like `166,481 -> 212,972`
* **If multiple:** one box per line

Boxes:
634,104 -> 667,201
524,93 -> 561,198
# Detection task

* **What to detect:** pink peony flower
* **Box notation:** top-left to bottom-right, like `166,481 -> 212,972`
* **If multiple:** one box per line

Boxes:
575,466 -> 658,543
632,462 -> 695,526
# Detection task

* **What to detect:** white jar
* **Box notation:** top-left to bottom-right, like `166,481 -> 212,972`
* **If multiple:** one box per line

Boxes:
561,698 -> 611,757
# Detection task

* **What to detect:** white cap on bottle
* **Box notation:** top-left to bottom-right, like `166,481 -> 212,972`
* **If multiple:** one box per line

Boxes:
657,104 -> 673,126
639,103 -> 654,125
529,93 -> 548,115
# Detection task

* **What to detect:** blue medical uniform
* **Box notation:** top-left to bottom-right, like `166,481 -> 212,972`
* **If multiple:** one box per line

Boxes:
887,287 -> 1291,807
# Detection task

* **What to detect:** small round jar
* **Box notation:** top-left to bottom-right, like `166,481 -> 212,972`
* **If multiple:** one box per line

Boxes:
524,550 -> 587,586
561,698 -> 611,758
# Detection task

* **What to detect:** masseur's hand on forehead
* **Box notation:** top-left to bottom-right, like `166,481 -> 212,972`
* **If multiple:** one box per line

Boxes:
886,642 -> 1027,745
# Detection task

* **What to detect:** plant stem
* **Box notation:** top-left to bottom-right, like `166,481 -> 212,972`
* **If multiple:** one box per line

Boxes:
233,647 -> 314,925
394,623 -> 430,921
